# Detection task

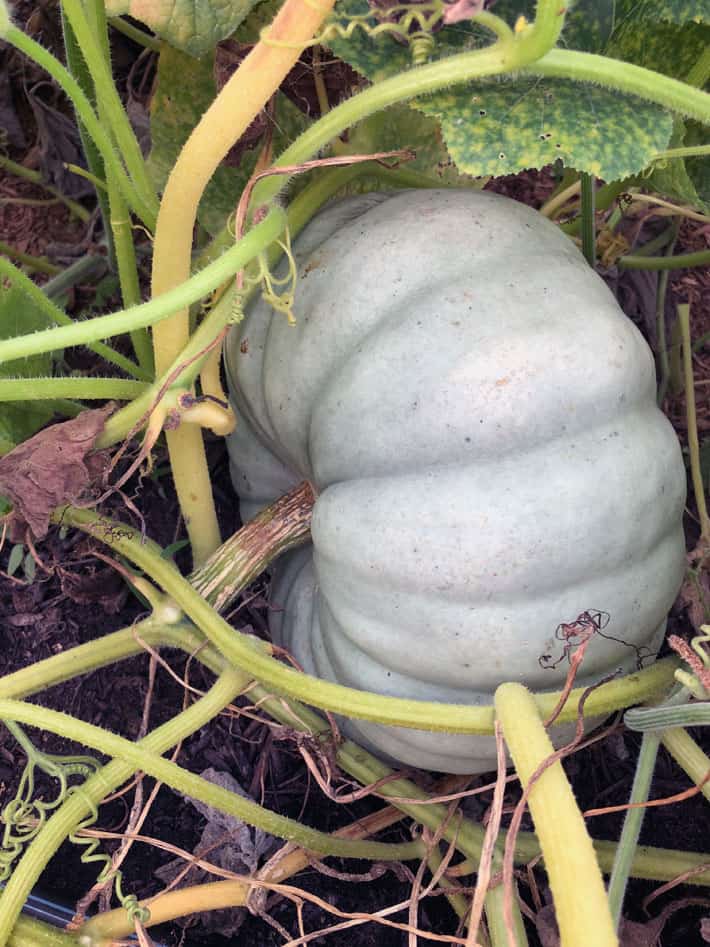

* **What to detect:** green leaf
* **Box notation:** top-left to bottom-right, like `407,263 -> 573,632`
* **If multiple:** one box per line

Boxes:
328,0 -> 673,181
620,0 -> 710,25
233,0 -> 282,43
0,283 -> 54,456
495,0 -> 617,53
417,78 -> 672,181
7,544 -> 24,578
148,46 -> 310,236
607,16 -> 710,81
105,0 -> 262,56
347,104 -> 476,185
22,551 -> 36,584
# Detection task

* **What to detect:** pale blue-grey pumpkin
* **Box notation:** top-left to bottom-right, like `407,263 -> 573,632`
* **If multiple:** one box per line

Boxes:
225,189 -> 686,773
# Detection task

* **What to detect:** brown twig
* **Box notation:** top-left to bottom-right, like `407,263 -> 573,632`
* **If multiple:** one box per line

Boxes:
466,721 -> 506,947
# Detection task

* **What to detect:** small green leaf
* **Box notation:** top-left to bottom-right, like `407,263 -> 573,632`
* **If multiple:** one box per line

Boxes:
105,0 -> 262,56
22,551 -> 36,584
0,283 -> 54,455
148,46 -> 309,236
7,544 -> 24,578
161,539 -> 191,559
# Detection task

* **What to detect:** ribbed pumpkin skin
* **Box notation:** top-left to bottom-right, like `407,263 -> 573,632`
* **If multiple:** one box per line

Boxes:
226,189 -> 686,773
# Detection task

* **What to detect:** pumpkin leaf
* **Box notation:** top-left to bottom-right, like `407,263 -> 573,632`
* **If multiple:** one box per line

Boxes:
606,16 -> 710,81
347,104 -> 476,185
105,0 -> 261,56
328,0 -> 674,181
233,0 -> 283,43
494,0 -> 616,53
0,283 -> 55,457
619,0 -> 710,25
148,45 -> 310,236
604,6 -> 709,210
418,78 -> 673,182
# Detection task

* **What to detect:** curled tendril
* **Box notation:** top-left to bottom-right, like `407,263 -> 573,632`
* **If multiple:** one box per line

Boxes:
0,721 -> 100,881
231,228 -> 299,327
259,229 -> 298,325
67,787 -> 150,925
260,2 -> 445,65
0,723 -> 149,924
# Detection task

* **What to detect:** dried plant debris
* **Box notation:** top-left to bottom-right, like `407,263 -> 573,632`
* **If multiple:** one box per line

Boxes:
0,405 -> 113,542
155,768 -> 275,937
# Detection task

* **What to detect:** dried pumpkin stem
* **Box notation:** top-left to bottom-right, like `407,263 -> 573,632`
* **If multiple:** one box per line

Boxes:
190,482 -> 316,611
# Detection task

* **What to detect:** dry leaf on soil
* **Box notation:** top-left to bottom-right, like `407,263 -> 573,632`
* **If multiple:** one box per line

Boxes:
0,405 -> 113,542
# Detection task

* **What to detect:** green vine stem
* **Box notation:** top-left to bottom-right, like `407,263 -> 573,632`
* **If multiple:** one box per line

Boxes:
0,242 -> 60,276
652,144 -> 710,162
579,172 -> 596,266
41,255 -> 107,305
655,220 -> 680,406
660,727 -> 710,805
0,378 -> 147,402
606,734 -> 659,926
619,248 -> 710,270
625,703 -> 710,729
107,16 -> 161,53
0,696 -> 427,857
609,686 -> 694,927
56,504 -> 678,733
0,19 -> 156,228
0,155 -> 90,223
60,0 -> 157,219
60,5 -> 114,266
82,0 -> 153,375
679,303 -> 710,541
8,915 -> 77,947
495,682 -> 617,947
527,49 -> 710,125
0,257 -> 149,381
0,208 -> 285,365
0,670 -> 250,946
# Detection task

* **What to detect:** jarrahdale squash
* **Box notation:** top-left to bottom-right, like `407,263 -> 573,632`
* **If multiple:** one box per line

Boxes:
225,189 -> 686,773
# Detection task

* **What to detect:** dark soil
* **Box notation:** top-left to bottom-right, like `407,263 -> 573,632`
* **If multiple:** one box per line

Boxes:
1,6 -> 710,946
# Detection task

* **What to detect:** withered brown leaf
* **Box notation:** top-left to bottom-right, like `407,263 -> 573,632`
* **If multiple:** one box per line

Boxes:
0,405 -> 114,542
